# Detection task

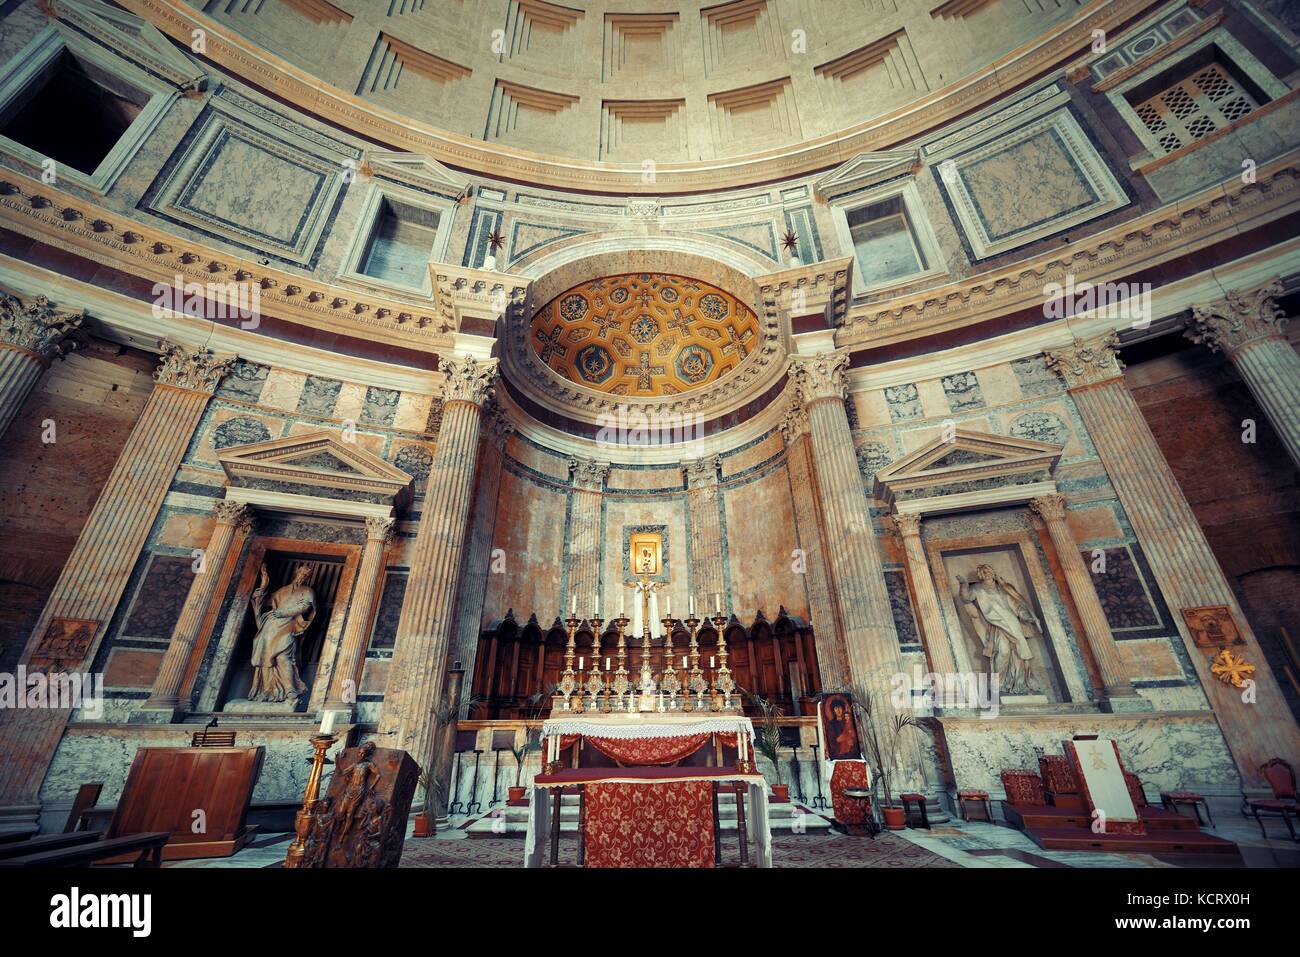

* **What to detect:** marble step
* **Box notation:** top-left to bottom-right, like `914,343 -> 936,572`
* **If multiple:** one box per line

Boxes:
459,797 -> 834,836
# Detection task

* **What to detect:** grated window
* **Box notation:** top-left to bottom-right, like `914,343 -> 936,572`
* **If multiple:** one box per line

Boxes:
1132,62 -> 1257,156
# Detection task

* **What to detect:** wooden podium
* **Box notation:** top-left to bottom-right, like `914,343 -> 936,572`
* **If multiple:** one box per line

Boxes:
106,746 -> 264,861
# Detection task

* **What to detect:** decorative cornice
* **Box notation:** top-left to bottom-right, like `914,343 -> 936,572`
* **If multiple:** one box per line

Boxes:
1044,334 -> 1124,390
759,259 -> 854,329
111,0 -> 1156,194
0,173 -> 452,351
837,158 -> 1300,346
1188,279 -> 1287,356
0,290 -> 84,362
211,499 -> 254,529
154,341 -> 235,394
788,351 -> 850,407
568,456 -> 610,491
682,455 -> 722,489
1028,492 -> 1068,523
439,356 -> 498,407
364,515 -> 397,542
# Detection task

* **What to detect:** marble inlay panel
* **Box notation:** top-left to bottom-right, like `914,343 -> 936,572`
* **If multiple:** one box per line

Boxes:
1010,355 -> 1062,398
296,376 -> 343,417
884,383 -> 923,422
941,371 -> 986,412
120,554 -> 195,640
215,360 -> 270,403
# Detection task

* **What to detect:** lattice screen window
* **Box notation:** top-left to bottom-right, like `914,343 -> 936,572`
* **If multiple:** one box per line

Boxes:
1132,63 -> 1258,155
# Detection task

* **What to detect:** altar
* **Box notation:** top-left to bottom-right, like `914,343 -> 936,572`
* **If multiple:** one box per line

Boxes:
524,713 -> 772,868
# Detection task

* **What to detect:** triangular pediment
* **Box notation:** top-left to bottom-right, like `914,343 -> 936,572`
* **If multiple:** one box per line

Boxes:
218,431 -> 414,506
873,428 -> 1062,505
814,150 -> 920,202
50,0 -> 208,90
364,151 -> 471,200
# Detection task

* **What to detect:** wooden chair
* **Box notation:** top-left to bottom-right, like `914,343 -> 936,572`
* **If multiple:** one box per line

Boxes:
63,782 -> 103,833
1246,758 -> 1298,841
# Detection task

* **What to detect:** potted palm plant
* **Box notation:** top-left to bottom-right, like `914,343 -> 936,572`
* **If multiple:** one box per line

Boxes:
507,686 -> 553,805
747,691 -> 789,802
412,692 -> 480,837
854,686 -> 926,830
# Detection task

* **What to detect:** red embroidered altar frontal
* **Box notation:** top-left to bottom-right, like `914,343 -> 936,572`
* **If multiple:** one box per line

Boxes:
583,780 -> 715,868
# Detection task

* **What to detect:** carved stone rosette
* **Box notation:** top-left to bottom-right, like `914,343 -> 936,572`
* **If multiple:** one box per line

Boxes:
787,351 -> 850,406
154,341 -> 236,394
1044,333 -> 1124,389
439,355 -> 498,406
0,292 -> 84,362
1188,280 -> 1287,355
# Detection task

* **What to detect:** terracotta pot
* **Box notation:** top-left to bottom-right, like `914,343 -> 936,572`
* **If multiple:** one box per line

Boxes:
412,812 -> 433,838
507,786 -> 527,806
771,784 -> 790,803
883,805 -> 906,830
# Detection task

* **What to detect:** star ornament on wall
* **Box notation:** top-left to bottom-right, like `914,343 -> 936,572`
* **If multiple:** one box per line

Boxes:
781,229 -> 799,254
1210,648 -> 1255,689
487,230 -> 506,254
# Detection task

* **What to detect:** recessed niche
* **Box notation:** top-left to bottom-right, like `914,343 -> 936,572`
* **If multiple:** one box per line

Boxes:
358,197 -> 443,288
0,49 -> 148,177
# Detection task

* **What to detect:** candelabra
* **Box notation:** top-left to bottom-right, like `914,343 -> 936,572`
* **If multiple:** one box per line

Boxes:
685,615 -> 707,711
660,616 -> 682,709
284,730 -> 336,868
710,613 -> 734,711
557,613 -> 580,711
612,614 -> 630,711
586,616 -> 605,711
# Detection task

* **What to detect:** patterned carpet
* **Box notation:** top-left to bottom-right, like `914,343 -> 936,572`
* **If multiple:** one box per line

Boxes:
398,831 -> 957,868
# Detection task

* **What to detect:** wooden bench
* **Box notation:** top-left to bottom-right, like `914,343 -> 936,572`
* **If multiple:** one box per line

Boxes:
0,830 -> 104,861
0,832 -> 170,868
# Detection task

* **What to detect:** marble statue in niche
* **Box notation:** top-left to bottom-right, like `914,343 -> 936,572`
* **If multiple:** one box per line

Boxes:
248,564 -> 316,704
953,563 -> 1043,695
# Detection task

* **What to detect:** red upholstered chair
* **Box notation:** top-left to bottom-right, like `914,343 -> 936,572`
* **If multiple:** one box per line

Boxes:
1038,755 -> 1078,804
830,762 -> 874,833
1246,758 -> 1298,841
1000,769 -> 1046,806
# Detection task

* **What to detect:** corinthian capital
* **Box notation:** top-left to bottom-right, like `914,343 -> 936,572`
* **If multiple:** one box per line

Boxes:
154,341 -> 236,394
1044,334 -> 1124,389
893,511 -> 923,538
0,292 -> 84,362
439,355 -> 498,406
568,456 -> 610,491
365,515 -> 397,542
1029,492 -> 1068,523
212,500 -> 254,529
682,455 -> 721,489
1188,280 -> 1287,355
787,351 -> 850,406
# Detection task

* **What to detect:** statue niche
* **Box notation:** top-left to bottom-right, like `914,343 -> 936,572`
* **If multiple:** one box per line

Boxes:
221,555 -> 343,712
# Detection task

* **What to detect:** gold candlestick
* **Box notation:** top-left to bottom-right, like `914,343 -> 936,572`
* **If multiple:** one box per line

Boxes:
612,614 -> 630,710
586,616 -> 605,705
284,731 -> 336,868
559,614 -> 580,710
709,614 -> 727,711
686,615 -> 706,711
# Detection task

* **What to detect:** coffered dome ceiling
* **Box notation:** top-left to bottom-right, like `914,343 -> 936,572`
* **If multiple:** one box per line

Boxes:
529,274 -> 760,397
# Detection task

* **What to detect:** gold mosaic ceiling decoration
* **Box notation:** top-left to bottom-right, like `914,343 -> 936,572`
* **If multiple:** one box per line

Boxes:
529,273 -> 760,397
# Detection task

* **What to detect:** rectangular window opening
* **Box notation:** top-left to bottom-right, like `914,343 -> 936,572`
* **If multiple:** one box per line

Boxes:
847,195 -> 927,288
357,197 -> 442,287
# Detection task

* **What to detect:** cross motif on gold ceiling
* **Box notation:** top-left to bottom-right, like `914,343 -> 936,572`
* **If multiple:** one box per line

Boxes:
668,307 -> 695,335
535,325 -> 567,363
720,324 -> 754,359
625,351 -> 665,391
593,313 -> 622,337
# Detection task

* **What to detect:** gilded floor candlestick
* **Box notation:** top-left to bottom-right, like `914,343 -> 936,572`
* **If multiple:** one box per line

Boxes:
284,731 -> 337,868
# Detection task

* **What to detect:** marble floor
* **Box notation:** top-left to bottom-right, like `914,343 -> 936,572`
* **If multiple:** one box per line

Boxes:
165,810 -> 1300,868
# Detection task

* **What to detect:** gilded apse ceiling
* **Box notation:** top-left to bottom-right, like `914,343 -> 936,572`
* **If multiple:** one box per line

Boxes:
529,274 -> 760,397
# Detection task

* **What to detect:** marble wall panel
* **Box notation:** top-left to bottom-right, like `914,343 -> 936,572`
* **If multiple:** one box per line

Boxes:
722,464 -> 804,621
483,469 -> 569,621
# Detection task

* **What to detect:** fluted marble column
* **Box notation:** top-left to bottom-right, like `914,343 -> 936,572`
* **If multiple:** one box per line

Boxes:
325,515 -> 395,714
1046,334 -> 1300,787
1028,493 -> 1145,711
788,352 -> 918,782
1189,279 -> 1300,469
0,343 -> 233,808
567,456 -> 609,613
892,512 -> 958,676
451,402 -> 512,716
683,455 -> 725,608
0,291 -> 83,441
138,500 -> 254,719
378,357 -> 496,776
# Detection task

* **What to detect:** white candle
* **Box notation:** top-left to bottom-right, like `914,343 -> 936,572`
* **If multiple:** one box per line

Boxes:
666,595 -> 672,617
571,593 -> 577,615
593,595 -> 599,618
710,656 -> 716,669
578,657 -> 584,671
606,657 -> 611,671
715,593 -> 721,615
682,656 -> 688,670
319,710 -> 335,735
620,591 -> 625,616
690,595 -> 695,616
